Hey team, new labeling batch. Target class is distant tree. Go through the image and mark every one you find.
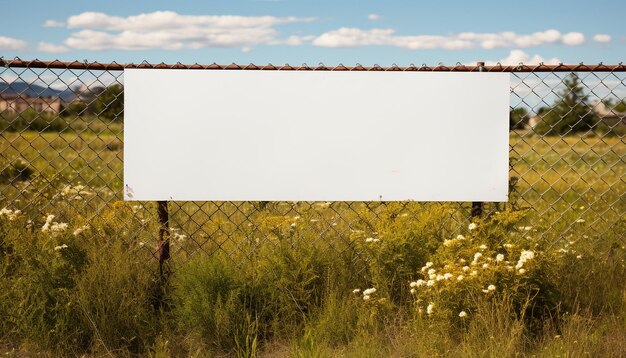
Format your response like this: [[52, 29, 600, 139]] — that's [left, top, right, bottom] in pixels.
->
[[509, 107, 529, 130], [61, 101, 88, 117], [94, 84, 124, 121], [615, 100, 626, 112], [534, 73, 598, 135]]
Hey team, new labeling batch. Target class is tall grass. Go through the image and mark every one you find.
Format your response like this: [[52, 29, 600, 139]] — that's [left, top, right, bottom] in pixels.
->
[[1, 197, 624, 356], [0, 128, 624, 356]]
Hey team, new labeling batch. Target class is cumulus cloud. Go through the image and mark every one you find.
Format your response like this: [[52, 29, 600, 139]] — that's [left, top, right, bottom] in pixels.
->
[[58, 11, 315, 51], [38, 42, 70, 53], [43, 20, 65, 27], [593, 34, 611, 43], [0, 36, 27, 51], [486, 50, 561, 65], [313, 28, 586, 50], [368, 14, 381, 20], [561, 32, 585, 45]]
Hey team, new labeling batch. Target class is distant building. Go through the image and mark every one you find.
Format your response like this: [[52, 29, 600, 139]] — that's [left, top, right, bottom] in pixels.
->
[[0, 93, 62, 115], [592, 101, 626, 126], [527, 101, 625, 129]]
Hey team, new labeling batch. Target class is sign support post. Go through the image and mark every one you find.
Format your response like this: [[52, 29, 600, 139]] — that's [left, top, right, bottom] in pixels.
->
[[471, 61, 486, 219]]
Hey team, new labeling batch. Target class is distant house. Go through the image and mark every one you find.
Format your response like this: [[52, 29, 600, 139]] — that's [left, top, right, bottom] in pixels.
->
[[527, 101, 625, 129], [591, 101, 626, 126], [0, 93, 62, 115]]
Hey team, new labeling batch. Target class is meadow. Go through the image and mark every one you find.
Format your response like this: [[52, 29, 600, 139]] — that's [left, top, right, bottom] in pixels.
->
[[0, 121, 624, 357]]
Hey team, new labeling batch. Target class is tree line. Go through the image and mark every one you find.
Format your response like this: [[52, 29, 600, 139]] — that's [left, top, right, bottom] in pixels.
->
[[62, 84, 124, 121], [510, 73, 625, 135]]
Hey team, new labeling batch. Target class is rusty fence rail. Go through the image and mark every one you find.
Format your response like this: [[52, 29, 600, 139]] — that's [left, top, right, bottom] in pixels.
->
[[0, 58, 624, 272]]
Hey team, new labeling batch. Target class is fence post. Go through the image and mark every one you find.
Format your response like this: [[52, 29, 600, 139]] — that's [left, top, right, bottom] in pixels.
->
[[471, 61, 486, 219], [156, 201, 171, 278]]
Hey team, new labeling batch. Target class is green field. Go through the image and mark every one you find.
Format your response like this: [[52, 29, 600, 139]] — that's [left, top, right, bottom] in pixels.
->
[[0, 126, 625, 357]]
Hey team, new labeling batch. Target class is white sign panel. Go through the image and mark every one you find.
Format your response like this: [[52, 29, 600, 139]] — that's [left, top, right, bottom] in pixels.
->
[[124, 69, 509, 202]]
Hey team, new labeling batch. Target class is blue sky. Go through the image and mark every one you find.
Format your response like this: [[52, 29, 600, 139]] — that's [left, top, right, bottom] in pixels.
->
[[1, 0, 624, 66]]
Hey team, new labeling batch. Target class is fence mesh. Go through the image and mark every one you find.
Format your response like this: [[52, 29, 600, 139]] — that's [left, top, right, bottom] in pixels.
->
[[0, 58, 624, 273]]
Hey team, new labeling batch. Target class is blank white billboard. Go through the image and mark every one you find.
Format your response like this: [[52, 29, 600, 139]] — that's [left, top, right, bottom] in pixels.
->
[[124, 69, 509, 202]]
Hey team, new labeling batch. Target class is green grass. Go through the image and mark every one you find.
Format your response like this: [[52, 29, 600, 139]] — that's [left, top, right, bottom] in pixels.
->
[[0, 125, 624, 356]]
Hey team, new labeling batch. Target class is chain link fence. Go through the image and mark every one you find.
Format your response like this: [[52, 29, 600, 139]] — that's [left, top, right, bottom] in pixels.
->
[[1, 58, 624, 273]]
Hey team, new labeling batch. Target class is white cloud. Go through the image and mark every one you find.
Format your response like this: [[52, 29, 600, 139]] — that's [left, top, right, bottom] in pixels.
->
[[368, 14, 381, 21], [37, 42, 70, 53], [486, 50, 561, 65], [561, 32, 584, 45], [59, 11, 315, 51], [593, 33, 611, 43], [0, 36, 27, 51], [313, 28, 587, 50], [43, 20, 65, 27]]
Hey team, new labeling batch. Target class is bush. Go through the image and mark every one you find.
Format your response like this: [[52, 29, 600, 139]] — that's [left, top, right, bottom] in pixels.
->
[[0, 206, 157, 355], [0, 158, 33, 183], [0, 108, 68, 132]]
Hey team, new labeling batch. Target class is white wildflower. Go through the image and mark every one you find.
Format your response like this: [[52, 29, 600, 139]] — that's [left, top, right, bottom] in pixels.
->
[[496, 254, 505, 262], [575, 218, 585, 223], [138, 242, 146, 248], [487, 284, 496, 291], [516, 250, 535, 269], [0, 207, 21, 221], [470, 270, 478, 276], [482, 263, 489, 269], [410, 288, 416, 295], [427, 268, 436, 276], [576, 255, 582, 259], [468, 223, 477, 231], [479, 244, 487, 250], [518, 268, 526, 274], [436, 274, 445, 281], [473, 252, 483, 262], [365, 237, 374, 243], [363, 295, 370, 301], [457, 275, 464, 281], [41, 214, 55, 232], [363, 288, 377, 296], [421, 262, 434, 272], [456, 234, 466, 240], [352, 289, 361, 294], [427, 303, 434, 315], [443, 273, 453, 280], [54, 244, 68, 251], [459, 311, 468, 318], [415, 279, 425, 287], [50, 222, 68, 232], [426, 280, 435, 286], [462, 266, 470, 272], [504, 243, 513, 249], [73, 225, 89, 236]]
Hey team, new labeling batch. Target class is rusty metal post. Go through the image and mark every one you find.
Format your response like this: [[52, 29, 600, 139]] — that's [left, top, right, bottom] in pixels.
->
[[156, 201, 170, 278], [471, 62, 486, 219]]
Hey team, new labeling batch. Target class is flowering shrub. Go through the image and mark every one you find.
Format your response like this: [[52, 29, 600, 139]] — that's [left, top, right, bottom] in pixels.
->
[[407, 211, 554, 329]]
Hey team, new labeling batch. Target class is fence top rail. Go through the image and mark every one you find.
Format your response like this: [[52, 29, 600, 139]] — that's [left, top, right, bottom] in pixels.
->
[[1, 58, 625, 72]]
